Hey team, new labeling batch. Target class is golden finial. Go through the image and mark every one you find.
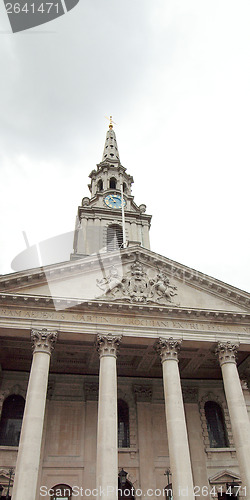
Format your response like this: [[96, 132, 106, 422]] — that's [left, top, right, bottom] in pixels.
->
[[105, 115, 117, 129]]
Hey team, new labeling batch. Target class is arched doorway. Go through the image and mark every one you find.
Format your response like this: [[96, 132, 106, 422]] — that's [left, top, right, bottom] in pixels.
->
[[50, 484, 72, 499], [218, 493, 238, 499]]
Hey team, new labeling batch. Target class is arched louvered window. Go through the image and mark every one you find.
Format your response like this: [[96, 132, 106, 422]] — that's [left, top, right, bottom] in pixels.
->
[[109, 177, 117, 189], [205, 401, 229, 448], [107, 225, 123, 251], [0, 394, 25, 446], [51, 484, 72, 499], [118, 399, 130, 448]]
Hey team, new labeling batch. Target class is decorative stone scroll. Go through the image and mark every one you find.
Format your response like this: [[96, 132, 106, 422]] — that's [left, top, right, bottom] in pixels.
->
[[0, 468, 15, 496], [31, 328, 58, 355], [96, 260, 178, 305], [133, 385, 152, 402], [154, 337, 182, 363], [182, 387, 199, 404], [95, 334, 122, 358], [215, 341, 239, 366]]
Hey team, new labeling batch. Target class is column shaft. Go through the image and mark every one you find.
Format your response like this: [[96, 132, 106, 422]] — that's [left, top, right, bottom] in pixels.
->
[[217, 342, 250, 497], [136, 403, 156, 497], [156, 338, 195, 500], [96, 334, 121, 500], [12, 329, 57, 500], [184, 400, 210, 499]]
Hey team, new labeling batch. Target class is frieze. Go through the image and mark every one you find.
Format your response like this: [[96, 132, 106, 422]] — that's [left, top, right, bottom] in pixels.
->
[[134, 385, 152, 402], [1, 307, 250, 335], [182, 387, 199, 403]]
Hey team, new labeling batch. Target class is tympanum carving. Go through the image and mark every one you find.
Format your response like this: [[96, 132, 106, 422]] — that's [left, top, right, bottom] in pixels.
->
[[96, 261, 178, 305]]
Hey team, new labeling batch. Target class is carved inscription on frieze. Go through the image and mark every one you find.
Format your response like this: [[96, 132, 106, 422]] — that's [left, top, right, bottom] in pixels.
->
[[1, 307, 250, 335]]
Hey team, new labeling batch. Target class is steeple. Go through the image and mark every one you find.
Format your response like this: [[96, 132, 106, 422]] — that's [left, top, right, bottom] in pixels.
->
[[88, 122, 133, 198], [102, 117, 120, 163], [71, 122, 152, 259]]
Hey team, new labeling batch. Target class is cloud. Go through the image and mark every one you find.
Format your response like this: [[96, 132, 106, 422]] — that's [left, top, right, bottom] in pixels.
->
[[0, 0, 250, 292]]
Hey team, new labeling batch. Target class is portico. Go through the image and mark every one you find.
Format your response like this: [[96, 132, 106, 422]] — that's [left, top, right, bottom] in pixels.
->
[[0, 287, 250, 499]]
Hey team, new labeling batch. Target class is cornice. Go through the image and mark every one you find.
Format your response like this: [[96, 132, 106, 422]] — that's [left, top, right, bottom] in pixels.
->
[[78, 204, 152, 222], [129, 248, 250, 311], [0, 247, 249, 312], [0, 292, 250, 323]]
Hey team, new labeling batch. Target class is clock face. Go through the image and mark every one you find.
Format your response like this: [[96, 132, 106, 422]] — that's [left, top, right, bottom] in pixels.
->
[[104, 194, 126, 209]]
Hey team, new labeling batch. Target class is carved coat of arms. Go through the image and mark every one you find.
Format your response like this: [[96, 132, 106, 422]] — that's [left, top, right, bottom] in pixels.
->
[[96, 261, 178, 305]]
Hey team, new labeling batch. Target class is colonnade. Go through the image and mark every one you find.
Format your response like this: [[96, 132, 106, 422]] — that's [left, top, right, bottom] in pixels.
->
[[10, 330, 250, 500]]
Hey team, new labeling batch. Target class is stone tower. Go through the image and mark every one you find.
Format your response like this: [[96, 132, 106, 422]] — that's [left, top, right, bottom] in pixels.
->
[[72, 120, 151, 258]]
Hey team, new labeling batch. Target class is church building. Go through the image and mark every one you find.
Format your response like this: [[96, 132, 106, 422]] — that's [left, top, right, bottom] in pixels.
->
[[0, 121, 250, 500]]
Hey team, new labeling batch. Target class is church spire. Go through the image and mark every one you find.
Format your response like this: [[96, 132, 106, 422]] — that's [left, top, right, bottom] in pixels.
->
[[102, 116, 120, 163], [71, 121, 151, 259]]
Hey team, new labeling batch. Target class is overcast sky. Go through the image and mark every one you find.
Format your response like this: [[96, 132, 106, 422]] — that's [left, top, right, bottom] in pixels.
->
[[0, 0, 250, 293]]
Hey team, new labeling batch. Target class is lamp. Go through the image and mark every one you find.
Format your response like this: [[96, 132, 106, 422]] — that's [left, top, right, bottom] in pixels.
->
[[164, 467, 172, 485], [164, 468, 173, 500], [118, 468, 128, 487]]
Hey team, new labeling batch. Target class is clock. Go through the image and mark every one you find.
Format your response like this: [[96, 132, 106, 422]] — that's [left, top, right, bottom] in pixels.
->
[[104, 194, 126, 209]]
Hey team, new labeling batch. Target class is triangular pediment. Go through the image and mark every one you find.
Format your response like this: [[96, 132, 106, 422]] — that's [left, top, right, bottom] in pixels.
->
[[0, 468, 14, 490], [0, 247, 249, 314], [209, 470, 241, 484]]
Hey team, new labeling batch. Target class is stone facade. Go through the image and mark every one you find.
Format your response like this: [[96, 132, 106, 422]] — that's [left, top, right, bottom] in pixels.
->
[[0, 125, 250, 499]]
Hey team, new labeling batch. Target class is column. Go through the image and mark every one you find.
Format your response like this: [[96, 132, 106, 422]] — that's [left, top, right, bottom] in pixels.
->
[[155, 338, 195, 500], [216, 341, 250, 496], [183, 388, 210, 498], [134, 385, 156, 498], [12, 328, 58, 500], [83, 382, 99, 493], [96, 334, 122, 500]]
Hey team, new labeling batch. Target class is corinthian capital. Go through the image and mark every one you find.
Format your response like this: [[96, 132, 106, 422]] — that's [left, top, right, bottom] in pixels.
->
[[154, 337, 182, 363], [96, 334, 122, 358], [215, 341, 239, 366], [31, 329, 58, 355]]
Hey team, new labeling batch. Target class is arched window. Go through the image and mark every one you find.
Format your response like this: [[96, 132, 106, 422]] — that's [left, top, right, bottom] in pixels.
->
[[204, 401, 229, 448], [0, 394, 25, 446], [97, 179, 103, 191], [107, 225, 123, 251], [123, 182, 127, 193], [50, 484, 72, 499], [109, 177, 117, 189], [118, 399, 130, 448]]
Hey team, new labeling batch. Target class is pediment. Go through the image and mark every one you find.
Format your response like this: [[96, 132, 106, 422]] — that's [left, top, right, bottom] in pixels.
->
[[0, 247, 250, 314], [209, 470, 241, 484], [0, 469, 14, 494]]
